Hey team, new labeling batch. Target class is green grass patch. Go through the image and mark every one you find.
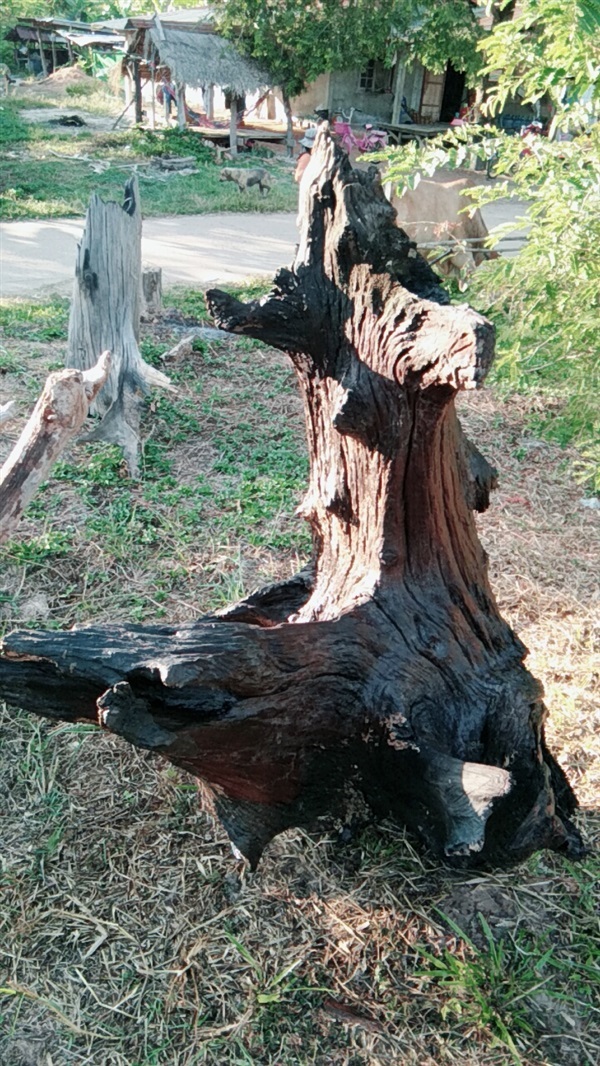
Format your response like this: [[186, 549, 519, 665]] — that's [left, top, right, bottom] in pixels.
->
[[469, 259, 600, 492], [0, 321, 307, 625], [0, 296, 70, 341], [0, 96, 297, 221], [0, 99, 31, 145], [168, 278, 272, 325]]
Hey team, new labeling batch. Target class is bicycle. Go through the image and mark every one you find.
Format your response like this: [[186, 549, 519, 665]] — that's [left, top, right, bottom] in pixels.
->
[[332, 109, 388, 153]]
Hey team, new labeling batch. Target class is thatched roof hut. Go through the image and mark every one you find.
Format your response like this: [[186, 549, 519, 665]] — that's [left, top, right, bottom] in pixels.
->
[[147, 25, 271, 94]]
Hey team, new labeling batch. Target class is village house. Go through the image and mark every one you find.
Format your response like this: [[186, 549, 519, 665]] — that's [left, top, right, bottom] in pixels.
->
[[292, 59, 467, 141], [96, 8, 275, 154], [4, 16, 124, 78]]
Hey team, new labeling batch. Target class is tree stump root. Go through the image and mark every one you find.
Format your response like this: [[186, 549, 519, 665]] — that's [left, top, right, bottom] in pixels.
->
[[0, 127, 582, 869]]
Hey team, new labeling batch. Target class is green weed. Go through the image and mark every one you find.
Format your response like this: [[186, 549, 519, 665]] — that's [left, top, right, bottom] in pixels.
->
[[473, 258, 600, 490], [0, 100, 30, 145], [0, 297, 70, 342], [224, 931, 325, 1008], [423, 921, 531, 1061], [65, 82, 96, 98], [1, 531, 72, 565]]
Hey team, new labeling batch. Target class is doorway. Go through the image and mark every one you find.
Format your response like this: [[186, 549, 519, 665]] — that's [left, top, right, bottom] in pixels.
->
[[440, 62, 466, 123]]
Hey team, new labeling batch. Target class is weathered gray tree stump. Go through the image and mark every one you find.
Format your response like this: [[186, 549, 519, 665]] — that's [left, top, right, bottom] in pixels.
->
[[67, 177, 173, 475], [0, 128, 581, 869], [0, 354, 110, 543]]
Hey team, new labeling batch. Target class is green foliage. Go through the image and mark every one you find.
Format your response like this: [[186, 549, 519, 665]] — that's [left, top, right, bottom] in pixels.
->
[[465, 131, 600, 488], [394, 0, 484, 79], [481, 0, 600, 134], [65, 81, 96, 97], [217, 1, 482, 99], [128, 126, 215, 163], [416, 916, 538, 1063], [3, 531, 72, 565], [377, 1, 600, 491], [0, 296, 70, 341], [0, 100, 30, 145]]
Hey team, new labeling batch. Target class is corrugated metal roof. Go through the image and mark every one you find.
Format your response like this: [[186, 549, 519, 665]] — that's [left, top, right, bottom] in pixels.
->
[[61, 32, 125, 49]]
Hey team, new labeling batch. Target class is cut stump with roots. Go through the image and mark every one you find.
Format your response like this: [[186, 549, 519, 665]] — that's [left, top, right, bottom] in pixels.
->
[[0, 127, 582, 869], [66, 176, 173, 476]]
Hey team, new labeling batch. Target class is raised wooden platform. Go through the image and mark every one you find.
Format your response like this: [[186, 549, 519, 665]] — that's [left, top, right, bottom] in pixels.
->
[[191, 126, 287, 147]]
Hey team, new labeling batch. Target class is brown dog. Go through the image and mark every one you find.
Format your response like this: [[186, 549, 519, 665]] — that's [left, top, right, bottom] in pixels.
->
[[219, 167, 272, 195]]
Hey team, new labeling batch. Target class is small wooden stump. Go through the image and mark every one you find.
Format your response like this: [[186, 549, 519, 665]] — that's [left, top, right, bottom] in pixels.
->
[[0, 401, 17, 427], [142, 267, 163, 318]]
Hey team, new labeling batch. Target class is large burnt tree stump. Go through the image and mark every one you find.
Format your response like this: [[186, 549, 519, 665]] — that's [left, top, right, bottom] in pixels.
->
[[0, 128, 582, 869]]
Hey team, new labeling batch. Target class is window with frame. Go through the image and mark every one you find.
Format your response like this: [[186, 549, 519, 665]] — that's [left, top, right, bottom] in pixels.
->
[[358, 60, 376, 92], [358, 60, 394, 94]]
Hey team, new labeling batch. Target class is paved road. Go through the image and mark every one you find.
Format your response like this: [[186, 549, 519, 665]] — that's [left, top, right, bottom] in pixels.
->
[[0, 213, 300, 298], [0, 202, 526, 298]]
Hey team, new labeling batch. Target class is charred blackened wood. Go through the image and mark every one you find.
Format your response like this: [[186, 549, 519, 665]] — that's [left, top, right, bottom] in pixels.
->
[[0, 127, 581, 869]]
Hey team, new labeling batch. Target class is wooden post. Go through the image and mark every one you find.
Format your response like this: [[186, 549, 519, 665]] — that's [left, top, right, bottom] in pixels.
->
[[67, 40, 74, 66], [124, 69, 132, 107], [150, 65, 156, 130], [391, 57, 406, 125], [205, 83, 214, 121], [176, 83, 186, 130], [0, 129, 582, 872], [282, 92, 294, 157], [36, 30, 48, 77], [133, 59, 143, 125], [229, 98, 238, 157], [50, 37, 58, 75], [141, 268, 163, 317]]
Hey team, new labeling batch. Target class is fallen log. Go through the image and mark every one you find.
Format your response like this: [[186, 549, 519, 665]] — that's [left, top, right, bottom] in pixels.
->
[[0, 354, 110, 543], [0, 127, 582, 869]]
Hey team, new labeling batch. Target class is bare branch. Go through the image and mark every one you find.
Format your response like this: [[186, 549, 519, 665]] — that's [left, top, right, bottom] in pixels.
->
[[0, 353, 110, 542]]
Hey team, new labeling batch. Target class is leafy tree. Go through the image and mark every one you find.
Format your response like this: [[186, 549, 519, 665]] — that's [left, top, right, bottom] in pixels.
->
[[381, 0, 600, 489], [482, 0, 600, 133], [218, 1, 483, 94], [216, 1, 482, 148]]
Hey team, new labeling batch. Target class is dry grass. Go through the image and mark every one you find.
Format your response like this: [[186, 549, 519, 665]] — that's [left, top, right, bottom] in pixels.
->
[[0, 295, 599, 1066], [460, 390, 600, 810]]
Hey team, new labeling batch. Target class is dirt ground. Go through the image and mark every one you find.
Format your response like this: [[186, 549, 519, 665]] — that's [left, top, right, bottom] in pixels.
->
[[18, 106, 131, 135], [11, 67, 99, 96]]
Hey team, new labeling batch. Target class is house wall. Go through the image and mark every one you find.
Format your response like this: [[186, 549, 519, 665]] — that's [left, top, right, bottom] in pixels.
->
[[291, 73, 331, 117], [328, 67, 395, 121], [296, 57, 445, 128]]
